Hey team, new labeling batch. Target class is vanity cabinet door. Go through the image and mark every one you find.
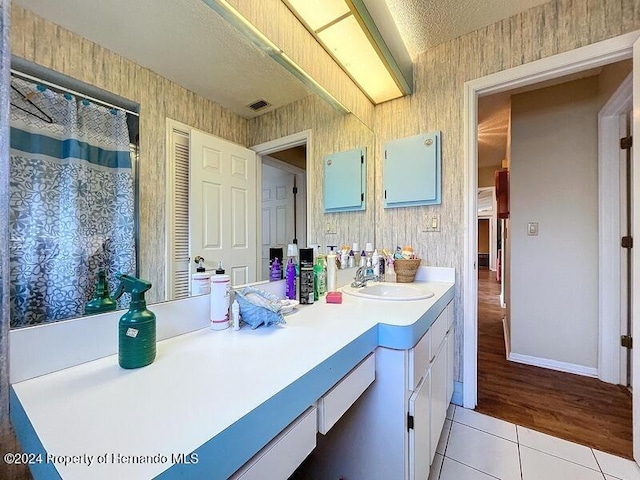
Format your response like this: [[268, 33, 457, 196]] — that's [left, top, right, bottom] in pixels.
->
[[430, 344, 448, 463], [446, 330, 455, 403], [408, 371, 431, 480]]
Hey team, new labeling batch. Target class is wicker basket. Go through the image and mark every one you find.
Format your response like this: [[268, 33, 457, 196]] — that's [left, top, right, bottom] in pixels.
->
[[393, 258, 422, 283]]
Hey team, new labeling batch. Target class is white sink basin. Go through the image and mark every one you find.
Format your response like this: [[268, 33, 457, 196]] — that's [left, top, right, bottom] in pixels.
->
[[341, 282, 435, 301]]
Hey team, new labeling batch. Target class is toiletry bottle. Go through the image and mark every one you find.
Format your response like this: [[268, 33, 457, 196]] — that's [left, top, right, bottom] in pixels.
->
[[115, 274, 156, 369], [191, 256, 211, 296], [327, 250, 338, 291], [231, 299, 240, 331], [313, 255, 327, 300], [360, 250, 366, 267], [270, 257, 281, 282], [364, 243, 374, 276], [210, 274, 231, 330], [372, 250, 380, 277], [299, 248, 315, 304], [340, 247, 349, 270], [286, 257, 297, 300], [318, 255, 327, 296], [84, 270, 117, 314], [386, 258, 397, 283], [348, 249, 355, 268]]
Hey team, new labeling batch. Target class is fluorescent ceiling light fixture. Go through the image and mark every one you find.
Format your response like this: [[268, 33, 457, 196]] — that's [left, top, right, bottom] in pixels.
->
[[285, 0, 411, 104]]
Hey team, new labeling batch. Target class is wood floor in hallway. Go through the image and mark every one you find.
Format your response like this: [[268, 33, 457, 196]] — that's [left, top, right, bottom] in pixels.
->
[[475, 269, 633, 459]]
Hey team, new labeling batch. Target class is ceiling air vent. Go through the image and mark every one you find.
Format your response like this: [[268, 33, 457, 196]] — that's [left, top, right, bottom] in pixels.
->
[[248, 99, 270, 111]]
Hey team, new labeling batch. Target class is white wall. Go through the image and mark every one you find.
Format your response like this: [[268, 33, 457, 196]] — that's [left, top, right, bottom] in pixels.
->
[[510, 76, 599, 369]]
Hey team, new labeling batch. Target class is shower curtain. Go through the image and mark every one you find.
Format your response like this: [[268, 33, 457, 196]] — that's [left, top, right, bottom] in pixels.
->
[[9, 77, 136, 327]]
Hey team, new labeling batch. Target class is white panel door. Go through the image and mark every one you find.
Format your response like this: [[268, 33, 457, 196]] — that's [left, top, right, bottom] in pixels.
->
[[261, 164, 295, 280], [408, 372, 431, 480], [190, 130, 257, 286]]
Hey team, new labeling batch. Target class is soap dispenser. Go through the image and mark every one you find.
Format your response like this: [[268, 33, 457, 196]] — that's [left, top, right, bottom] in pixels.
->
[[115, 273, 156, 369], [84, 270, 117, 315]]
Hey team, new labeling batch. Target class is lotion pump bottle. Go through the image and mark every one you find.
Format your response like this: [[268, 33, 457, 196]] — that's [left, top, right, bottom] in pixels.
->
[[115, 274, 156, 369]]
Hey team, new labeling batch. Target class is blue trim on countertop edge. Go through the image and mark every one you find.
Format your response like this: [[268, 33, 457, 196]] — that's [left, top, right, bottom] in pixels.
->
[[10, 388, 62, 480], [155, 326, 379, 480], [376, 285, 455, 349]]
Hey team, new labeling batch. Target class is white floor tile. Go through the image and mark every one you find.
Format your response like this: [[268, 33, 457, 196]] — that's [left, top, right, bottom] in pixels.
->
[[446, 421, 520, 480], [520, 446, 604, 480], [436, 419, 452, 455], [439, 457, 499, 480], [453, 407, 517, 442], [446, 403, 455, 420], [428, 453, 444, 480], [594, 450, 640, 480], [517, 426, 600, 470]]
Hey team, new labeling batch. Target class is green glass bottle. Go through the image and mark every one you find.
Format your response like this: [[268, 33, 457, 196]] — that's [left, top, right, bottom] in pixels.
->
[[116, 274, 156, 369]]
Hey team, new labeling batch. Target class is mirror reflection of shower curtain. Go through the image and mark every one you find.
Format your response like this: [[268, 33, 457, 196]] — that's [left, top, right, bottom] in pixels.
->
[[9, 77, 136, 327]]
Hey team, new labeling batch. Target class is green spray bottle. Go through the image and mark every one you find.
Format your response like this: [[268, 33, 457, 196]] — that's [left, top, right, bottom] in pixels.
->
[[115, 273, 156, 369], [84, 270, 117, 315]]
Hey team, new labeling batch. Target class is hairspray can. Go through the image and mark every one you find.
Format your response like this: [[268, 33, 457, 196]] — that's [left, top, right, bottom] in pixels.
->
[[299, 248, 314, 304]]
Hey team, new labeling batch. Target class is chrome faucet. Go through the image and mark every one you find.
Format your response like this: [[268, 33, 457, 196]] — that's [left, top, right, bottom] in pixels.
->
[[351, 266, 379, 288]]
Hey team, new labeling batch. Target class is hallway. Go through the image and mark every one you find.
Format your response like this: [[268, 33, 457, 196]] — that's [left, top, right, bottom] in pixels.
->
[[475, 269, 633, 459]]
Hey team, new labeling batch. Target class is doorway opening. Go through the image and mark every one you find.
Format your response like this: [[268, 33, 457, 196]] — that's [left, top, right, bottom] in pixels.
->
[[252, 131, 310, 281], [464, 32, 640, 460]]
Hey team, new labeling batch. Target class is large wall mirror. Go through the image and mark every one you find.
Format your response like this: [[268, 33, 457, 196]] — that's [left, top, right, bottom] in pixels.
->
[[9, 0, 376, 329]]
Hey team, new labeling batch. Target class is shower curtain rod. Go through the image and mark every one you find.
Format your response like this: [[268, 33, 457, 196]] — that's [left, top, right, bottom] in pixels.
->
[[10, 69, 140, 117]]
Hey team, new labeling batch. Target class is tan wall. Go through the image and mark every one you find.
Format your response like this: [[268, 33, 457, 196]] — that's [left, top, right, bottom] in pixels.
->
[[374, 0, 640, 381], [478, 219, 490, 254], [10, 5, 249, 303], [478, 166, 500, 188], [248, 96, 376, 250], [599, 59, 633, 108], [510, 76, 599, 368]]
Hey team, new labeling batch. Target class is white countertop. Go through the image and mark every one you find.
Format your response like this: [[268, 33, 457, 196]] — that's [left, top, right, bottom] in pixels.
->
[[11, 279, 454, 480]]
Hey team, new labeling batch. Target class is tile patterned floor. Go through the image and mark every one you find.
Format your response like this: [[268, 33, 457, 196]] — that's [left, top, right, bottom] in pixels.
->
[[429, 405, 640, 480]]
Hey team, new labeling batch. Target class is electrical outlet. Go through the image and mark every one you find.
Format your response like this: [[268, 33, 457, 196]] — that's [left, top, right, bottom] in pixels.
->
[[422, 214, 441, 232]]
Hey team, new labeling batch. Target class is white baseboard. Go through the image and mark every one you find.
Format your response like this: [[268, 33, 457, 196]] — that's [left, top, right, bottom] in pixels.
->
[[508, 352, 598, 378]]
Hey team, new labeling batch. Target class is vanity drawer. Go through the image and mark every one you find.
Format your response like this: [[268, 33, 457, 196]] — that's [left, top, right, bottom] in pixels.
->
[[409, 329, 431, 390], [317, 353, 375, 434], [232, 406, 317, 480]]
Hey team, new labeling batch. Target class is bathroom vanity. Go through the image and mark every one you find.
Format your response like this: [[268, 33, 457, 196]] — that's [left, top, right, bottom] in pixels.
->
[[10, 268, 455, 480]]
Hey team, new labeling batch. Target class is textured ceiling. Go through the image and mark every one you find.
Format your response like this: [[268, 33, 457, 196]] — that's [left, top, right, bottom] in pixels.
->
[[383, 0, 551, 57], [14, 0, 313, 119]]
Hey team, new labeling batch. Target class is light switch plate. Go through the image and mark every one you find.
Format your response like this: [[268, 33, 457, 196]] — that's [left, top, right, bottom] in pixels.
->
[[422, 214, 441, 232], [325, 221, 337, 234], [527, 222, 538, 236]]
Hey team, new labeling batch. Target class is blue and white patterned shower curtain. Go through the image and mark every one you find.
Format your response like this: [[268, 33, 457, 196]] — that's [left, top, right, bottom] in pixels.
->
[[9, 77, 136, 327]]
